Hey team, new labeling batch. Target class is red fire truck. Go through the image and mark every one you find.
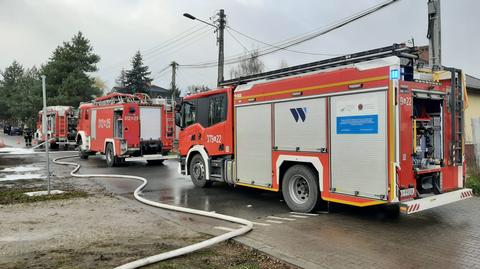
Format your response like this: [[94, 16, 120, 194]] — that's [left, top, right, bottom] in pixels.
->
[[176, 44, 473, 214], [76, 93, 175, 166], [35, 106, 77, 149]]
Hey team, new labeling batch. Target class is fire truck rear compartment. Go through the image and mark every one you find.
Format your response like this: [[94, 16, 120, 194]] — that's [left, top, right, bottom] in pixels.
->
[[412, 96, 444, 194], [139, 107, 163, 155], [114, 110, 123, 138]]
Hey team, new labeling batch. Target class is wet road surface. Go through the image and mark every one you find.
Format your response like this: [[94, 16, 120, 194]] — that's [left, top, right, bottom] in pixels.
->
[[52, 153, 480, 269]]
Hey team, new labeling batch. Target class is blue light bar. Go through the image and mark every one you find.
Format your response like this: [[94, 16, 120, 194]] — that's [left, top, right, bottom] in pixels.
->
[[390, 69, 400, 80]]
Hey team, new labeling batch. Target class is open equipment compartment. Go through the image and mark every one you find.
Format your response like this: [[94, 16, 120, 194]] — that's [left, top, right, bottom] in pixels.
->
[[412, 93, 444, 194]]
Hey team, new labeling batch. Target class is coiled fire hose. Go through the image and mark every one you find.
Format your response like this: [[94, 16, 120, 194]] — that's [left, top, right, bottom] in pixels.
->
[[52, 155, 253, 269]]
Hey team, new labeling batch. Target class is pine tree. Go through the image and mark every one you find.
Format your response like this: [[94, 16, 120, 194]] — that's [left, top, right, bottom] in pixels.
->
[[115, 68, 127, 87], [0, 61, 24, 121], [125, 51, 153, 94], [9, 67, 42, 128], [41, 31, 102, 106], [1, 61, 24, 86]]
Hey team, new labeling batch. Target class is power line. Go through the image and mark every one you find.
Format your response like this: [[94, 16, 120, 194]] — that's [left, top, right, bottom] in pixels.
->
[[156, 28, 213, 57], [226, 26, 340, 56], [151, 65, 171, 80], [142, 25, 210, 60], [99, 23, 208, 72], [226, 28, 248, 51], [146, 27, 213, 69], [179, 0, 399, 69], [142, 24, 205, 56]]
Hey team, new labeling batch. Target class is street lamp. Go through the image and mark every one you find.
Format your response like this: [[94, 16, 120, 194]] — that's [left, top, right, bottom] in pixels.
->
[[183, 13, 217, 29], [183, 10, 226, 86]]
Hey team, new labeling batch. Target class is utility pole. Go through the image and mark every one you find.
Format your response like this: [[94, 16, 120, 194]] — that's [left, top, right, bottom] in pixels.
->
[[170, 61, 178, 99], [41, 75, 50, 195], [183, 9, 226, 86], [427, 0, 441, 70], [216, 9, 226, 86]]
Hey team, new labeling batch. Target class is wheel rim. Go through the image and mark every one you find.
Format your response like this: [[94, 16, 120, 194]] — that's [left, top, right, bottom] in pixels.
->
[[192, 160, 205, 181], [288, 174, 310, 205]]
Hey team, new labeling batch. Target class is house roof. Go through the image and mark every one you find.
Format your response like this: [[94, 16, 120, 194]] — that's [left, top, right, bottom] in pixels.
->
[[466, 74, 480, 90], [148, 85, 170, 94]]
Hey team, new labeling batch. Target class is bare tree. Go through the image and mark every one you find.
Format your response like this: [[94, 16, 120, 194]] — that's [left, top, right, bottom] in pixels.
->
[[229, 49, 265, 79]]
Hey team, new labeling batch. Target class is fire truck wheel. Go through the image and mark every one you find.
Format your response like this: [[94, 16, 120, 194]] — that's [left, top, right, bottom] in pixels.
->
[[106, 143, 118, 167], [282, 165, 320, 213], [189, 154, 212, 188], [78, 143, 89, 160]]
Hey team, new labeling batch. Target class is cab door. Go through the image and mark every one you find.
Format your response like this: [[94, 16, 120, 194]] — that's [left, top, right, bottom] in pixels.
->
[[178, 98, 199, 155], [201, 92, 229, 156]]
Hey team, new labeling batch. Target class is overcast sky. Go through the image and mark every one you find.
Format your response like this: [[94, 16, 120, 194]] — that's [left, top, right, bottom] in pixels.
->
[[0, 0, 479, 92]]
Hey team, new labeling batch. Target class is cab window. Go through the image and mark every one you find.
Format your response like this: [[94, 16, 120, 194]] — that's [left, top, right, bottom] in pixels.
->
[[183, 93, 228, 128], [183, 101, 197, 127], [208, 93, 227, 126]]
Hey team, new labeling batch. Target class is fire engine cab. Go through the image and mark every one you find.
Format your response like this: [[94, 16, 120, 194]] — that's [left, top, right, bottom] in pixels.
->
[[176, 44, 473, 214], [76, 93, 175, 166], [35, 106, 77, 149]]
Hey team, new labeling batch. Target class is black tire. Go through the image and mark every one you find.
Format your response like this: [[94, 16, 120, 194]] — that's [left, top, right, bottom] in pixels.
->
[[106, 143, 118, 167], [147, 160, 164, 165], [189, 154, 212, 188], [78, 140, 89, 160], [117, 157, 126, 166], [282, 165, 321, 213]]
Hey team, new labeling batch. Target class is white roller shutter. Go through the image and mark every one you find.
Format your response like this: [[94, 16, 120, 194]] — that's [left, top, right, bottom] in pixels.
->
[[140, 107, 161, 140]]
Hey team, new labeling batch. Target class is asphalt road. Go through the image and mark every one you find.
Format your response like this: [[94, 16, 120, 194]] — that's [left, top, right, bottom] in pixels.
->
[[49, 152, 480, 269], [2, 128, 478, 269]]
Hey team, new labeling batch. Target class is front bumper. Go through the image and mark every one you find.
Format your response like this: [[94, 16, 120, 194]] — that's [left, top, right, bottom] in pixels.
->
[[125, 154, 178, 162], [400, 188, 474, 214]]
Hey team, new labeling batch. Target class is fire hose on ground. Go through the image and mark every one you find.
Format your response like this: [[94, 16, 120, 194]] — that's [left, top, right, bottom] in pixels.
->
[[52, 155, 253, 269]]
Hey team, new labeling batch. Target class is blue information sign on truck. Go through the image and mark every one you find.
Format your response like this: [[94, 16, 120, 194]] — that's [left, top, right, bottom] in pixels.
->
[[336, 114, 378, 134]]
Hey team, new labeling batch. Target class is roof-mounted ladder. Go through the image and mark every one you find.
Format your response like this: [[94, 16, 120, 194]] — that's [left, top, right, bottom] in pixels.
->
[[219, 43, 418, 87]]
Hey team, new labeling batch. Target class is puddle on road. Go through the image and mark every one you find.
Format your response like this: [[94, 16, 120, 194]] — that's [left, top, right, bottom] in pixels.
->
[[0, 173, 46, 182], [2, 165, 42, 173], [0, 147, 35, 155], [0, 154, 45, 182]]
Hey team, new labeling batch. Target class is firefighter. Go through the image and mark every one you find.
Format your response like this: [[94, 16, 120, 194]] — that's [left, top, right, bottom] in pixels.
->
[[24, 127, 33, 147]]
